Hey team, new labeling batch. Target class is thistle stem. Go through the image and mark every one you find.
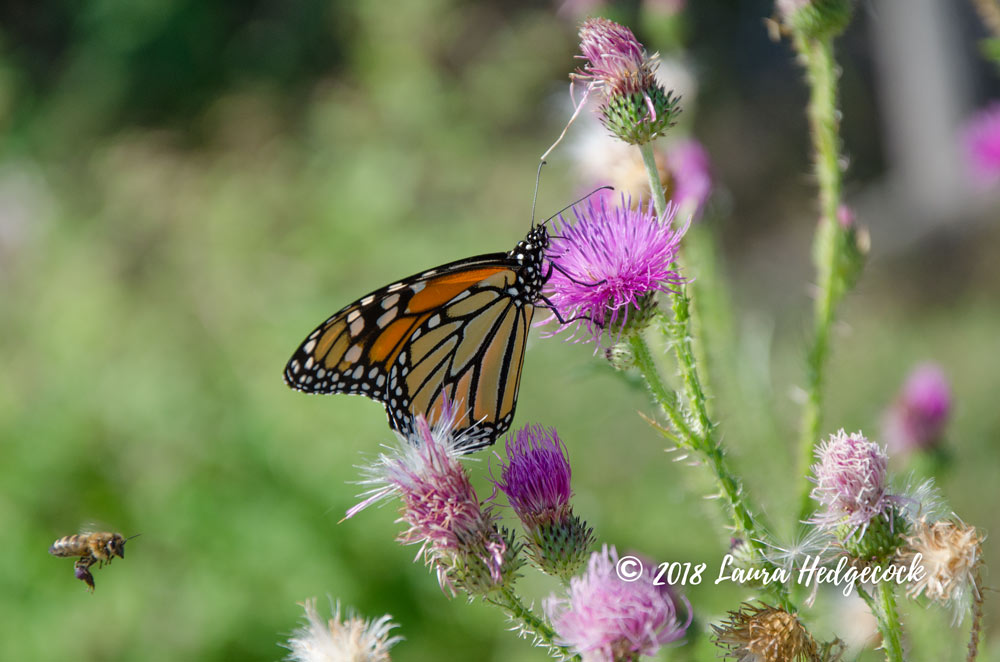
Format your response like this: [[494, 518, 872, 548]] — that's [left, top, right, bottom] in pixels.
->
[[628, 331, 695, 443], [792, 33, 851, 523], [635, 141, 792, 611], [492, 586, 579, 660], [639, 142, 668, 216], [876, 581, 905, 662], [858, 581, 904, 662]]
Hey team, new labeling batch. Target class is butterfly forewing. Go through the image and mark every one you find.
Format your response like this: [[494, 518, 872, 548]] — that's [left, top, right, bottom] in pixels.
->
[[284, 225, 550, 450]]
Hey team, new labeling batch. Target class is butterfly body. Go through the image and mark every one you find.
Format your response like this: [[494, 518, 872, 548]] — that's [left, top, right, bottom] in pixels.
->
[[285, 225, 550, 451]]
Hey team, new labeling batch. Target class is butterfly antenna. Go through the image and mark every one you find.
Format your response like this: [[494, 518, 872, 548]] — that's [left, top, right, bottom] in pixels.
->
[[542, 185, 614, 226], [530, 160, 546, 227]]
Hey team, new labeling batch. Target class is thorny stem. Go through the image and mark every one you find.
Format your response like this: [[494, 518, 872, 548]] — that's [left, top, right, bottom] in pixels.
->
[[491, 586, 579, 661], [858, 582, 904, 662], [628, 331, 695, 443], [636, 141, 793, 611], [793, 32, 852, 523], [968, 571, 984, 662], [877, 581, 905, 662]]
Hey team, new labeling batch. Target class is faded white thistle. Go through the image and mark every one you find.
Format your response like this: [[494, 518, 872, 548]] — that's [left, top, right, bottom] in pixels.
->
[[285, 598, 401, 662], [900, 517, 984, 625]]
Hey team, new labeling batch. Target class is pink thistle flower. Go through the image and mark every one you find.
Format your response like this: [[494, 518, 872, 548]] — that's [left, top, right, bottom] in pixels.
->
[[964, 102, 1000, 187], [573, 18, 680, 145], [809, 430, 899, 540], [544, 545, 691, 660], [576, 18, 652, 98], [346, 408, 520, 596], [493, 425, 593, 579], [883, 363, 952, 454], [544, 195, 687, 346]]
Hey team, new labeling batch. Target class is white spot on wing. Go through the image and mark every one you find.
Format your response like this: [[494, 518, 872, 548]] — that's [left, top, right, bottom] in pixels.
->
[[377, 308, 397, 327], [344, 345, 362, 363], [350, 317, 364, 337]]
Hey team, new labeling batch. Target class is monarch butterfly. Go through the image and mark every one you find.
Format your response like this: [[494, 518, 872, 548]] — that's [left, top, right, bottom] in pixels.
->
[[284, 223, 552, 452]]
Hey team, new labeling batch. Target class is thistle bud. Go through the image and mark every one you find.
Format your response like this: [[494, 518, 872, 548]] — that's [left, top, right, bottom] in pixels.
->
[[494, 425, 593, 580], [574, 17, 681, 145]]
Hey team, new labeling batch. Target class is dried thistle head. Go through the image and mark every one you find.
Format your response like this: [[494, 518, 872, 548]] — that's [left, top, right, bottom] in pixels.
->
[[284, 598, 401, 662], [712, 603, 838, 662], [899, 517, 984, 624]]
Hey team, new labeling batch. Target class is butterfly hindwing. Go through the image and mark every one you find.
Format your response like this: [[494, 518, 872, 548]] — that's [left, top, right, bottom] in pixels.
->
[[284, 225, 550, 450]]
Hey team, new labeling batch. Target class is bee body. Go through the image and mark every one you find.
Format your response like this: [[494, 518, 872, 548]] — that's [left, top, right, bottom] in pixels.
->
[[49, 531, 133, 591]]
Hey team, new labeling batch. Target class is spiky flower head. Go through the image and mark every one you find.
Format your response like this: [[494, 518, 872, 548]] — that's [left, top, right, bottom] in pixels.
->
[[346, 409, 521, 597], [964, 101, 1000, 187], [494, 425, 594, 580], [899, 517, 983, 625], [544, 545, 691, 661], [712, 603, 836, 662], [809, 430, 905, 559], [544, 195, 687, 347], [883, 363, 952, 454], [574, 17, 681, 145], [776, 0, 854, 39], [284, 598, 401, 662]]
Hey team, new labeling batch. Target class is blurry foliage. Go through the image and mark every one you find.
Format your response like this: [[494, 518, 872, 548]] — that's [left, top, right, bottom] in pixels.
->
[[1, 1, 999, 661]]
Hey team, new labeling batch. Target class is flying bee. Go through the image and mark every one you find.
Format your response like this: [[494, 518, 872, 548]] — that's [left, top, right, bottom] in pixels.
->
[[49, 532, 138, 591]]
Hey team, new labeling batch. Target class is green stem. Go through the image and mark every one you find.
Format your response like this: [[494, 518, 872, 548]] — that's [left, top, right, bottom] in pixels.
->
[[793, 33, 850, 523], [492, 586, 578, 660], [876, 581, 906, 662], [637, 140, 792, 609], [639, 142, 668, 216], [857, 582, 905, 662], [628, 331, 694, 443]]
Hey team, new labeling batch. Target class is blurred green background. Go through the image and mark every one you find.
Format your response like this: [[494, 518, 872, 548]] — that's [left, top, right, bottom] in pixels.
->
[[2, 1, 998, 660]]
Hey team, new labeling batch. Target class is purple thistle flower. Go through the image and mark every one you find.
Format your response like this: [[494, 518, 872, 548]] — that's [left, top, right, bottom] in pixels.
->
[[495, 425, 572, 524], [809, 430, 898, 539], [494, 425, 593, 579], [544, 545, 691, 660], [964, 102, 1000, 187], [576, 18, 652, 99], [883, 363, 952, 454], [544, 195, 687, 346], [573, 18, 680, 145], [346, 408, 520, 596]]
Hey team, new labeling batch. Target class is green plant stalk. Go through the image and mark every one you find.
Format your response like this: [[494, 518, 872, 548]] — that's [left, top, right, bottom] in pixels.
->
[[876, 581, 905, 662], [857, 582, 905, 662], [492, 586, 579, 660], [793, 33, 850, 523], [628, 331, 695, 443], [636, 141, 792, 611]]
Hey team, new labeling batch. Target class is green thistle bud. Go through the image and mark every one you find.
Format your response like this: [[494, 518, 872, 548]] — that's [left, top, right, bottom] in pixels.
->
[[838, 506, 908, 562], [447, 527, 524, 597], [525, 513, 595, 582], [601, 87, 682, 146]]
